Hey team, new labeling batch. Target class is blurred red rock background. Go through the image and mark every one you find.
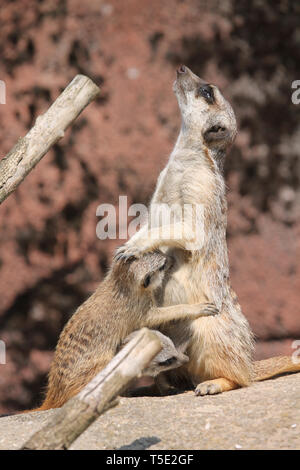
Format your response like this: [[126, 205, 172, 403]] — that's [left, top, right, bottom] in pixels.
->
[[0, 0, 299, 412]]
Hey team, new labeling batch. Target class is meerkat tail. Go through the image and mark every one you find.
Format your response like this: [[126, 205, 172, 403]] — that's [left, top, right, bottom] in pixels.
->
[[17, 405, 50, 414], [253, 356, 300, 382]]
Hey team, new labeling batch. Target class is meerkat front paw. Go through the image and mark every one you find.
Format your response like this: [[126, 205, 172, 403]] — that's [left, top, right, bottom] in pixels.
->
[[114, 244, 142, 261], [114, 236, 152, 260], [194, 378, 237, 396], [187, 303, 220, 318], [195, 381, 222, 396], [198, 303, 220, 317]]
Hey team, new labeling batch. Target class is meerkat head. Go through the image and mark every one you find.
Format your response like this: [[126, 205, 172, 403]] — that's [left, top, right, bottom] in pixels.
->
[[145, 331, 189, 377], [133, 251, 174, 293], [122, 330, 189, 377], [173, 65, 237, 153], [113, 251, 174, 294]]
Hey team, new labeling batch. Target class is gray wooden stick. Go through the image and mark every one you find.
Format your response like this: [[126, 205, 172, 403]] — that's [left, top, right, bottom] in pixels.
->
[[21, 328, 162, 450], [0, 74, 100, 205]]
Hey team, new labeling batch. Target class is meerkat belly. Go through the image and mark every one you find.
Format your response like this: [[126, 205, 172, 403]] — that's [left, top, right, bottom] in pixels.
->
[[161, 248, 208, 306], [186, 298, 253, 386], [160, 249, 253, 386], [158, 248, 210, 372]]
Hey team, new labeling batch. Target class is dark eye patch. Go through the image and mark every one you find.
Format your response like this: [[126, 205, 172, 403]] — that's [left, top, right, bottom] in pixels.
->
[[143, 274, 151, 288], [158, 357, 177, 367], [196, 84, 214, 104]]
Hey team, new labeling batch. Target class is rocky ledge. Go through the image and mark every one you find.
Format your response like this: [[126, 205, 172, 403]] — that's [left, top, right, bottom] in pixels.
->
[[0, 372, 299, 450]]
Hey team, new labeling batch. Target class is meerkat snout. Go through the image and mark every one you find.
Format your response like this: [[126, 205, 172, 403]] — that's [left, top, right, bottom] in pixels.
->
[[177, 65, 186, 74], [174, 65, 207, 92]]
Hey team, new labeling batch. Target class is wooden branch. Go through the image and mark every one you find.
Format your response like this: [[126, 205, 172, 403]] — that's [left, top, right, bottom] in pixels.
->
[[0, 75, 100, 205], [21, 328, 162, 450]]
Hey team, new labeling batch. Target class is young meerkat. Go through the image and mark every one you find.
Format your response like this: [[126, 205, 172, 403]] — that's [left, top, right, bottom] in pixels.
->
[[120, 329, 189, 396], [35, 251, 217, 410], [116, 66, 300, 395]]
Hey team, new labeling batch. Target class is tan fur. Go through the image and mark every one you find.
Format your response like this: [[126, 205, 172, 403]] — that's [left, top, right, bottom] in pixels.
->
[[116, 66, 255, 394], [28, 251, 217, 411], [253, 356, 300, 382], [116, 67, 300, 394], [120, 329, 189, 396]]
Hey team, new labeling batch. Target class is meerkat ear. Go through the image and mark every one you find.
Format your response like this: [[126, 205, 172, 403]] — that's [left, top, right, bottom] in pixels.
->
[[203, 125, 231, 146]]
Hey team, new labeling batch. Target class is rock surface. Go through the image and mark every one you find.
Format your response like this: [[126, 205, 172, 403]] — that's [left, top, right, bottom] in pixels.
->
[[0, 373, 299, 450]]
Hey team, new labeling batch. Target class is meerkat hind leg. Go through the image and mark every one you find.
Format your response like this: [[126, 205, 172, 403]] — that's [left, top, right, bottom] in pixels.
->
[[195, 378, 239, 396]]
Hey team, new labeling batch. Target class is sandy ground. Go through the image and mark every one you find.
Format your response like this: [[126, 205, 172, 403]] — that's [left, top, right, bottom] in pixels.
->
[[0, 372, 299, 450]]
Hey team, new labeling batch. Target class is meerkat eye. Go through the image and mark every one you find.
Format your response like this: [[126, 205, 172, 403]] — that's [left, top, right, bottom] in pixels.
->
[[143, 274, 152, 288], [197, 84, 214, 104], [158, 357, 177, 367]]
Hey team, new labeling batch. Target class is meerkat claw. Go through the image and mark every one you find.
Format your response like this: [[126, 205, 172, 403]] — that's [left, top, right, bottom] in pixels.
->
[[115, 244, 144, 261], [202, 309, 217, 316], [199, 303, 220, 316], [114, 249, 135, 262], [195, 382, 221, 396], [206, 304, 220, 315], [114, 246, 137, 261], [115, 253, 136, 262], [114, 246, 125, 260]]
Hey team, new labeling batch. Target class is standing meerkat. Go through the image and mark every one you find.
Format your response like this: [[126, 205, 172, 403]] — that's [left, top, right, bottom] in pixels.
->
[[116, 65, 300, 395], [35, 251, 217, 410]]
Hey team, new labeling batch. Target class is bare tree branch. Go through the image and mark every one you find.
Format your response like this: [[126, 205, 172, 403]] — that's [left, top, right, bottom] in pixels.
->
[[21, 328, 162, 450], [0, 74, 100, 205]]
